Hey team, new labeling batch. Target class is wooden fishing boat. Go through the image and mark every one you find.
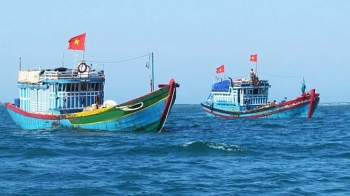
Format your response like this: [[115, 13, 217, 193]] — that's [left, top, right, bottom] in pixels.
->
[[5, 34, 179, 131], [5, 58, 179, 131], [201, 75, 320, 119]]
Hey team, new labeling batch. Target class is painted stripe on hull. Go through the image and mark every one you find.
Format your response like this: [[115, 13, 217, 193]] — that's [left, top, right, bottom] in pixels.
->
[[7, 108, 60, 130], [6, 103, 60, 120]]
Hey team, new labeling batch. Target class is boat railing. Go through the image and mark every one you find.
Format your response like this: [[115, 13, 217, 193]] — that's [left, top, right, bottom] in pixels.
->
[[40, 70, 104, 80], [233, 78, 250, 84], [243, 95, 268, 106], [212, 93, 236, 103], [30, 101, 49, 113], [233, 78, 269, 86]]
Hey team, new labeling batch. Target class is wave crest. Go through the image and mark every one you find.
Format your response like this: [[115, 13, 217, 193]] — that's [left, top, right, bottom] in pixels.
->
[[183, 140, 248, 152]]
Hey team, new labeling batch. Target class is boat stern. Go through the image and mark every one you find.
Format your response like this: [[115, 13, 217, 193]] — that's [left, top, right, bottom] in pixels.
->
[[307, 88, 320, 118], [156, 79, 180, 132]]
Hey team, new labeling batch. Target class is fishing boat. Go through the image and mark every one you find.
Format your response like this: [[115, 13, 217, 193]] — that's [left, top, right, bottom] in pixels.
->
[[5, 34, 179, 132], [201, 64, 320, 119]]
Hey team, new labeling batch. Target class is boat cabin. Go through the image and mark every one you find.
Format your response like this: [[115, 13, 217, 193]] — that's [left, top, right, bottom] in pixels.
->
[[16, 67, 105, 114], [207, 78, 271, 111]]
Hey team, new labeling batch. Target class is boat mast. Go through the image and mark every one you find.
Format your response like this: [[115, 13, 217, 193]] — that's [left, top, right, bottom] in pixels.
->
[[149, 52, 154, 92]]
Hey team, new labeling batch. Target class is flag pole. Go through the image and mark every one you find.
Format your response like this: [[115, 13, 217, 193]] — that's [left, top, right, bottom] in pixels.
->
[[255, 62, 258, 75], [74, 52, 78, 69], [83, 49, 85, 62]]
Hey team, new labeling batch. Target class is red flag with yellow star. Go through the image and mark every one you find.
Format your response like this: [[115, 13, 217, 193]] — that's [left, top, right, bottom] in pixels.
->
[[216, 65, 225, 73], [68, 33, 86, 50], [250, 54, 257, 62]]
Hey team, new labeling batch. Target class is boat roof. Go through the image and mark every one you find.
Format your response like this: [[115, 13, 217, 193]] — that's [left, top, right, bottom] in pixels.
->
[[212, 80, 230, 91], [211, 78, 270, 92], [18, 67, 104, 84]]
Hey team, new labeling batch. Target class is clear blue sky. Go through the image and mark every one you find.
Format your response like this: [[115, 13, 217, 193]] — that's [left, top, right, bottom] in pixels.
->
[[1, 0, 349, 104]]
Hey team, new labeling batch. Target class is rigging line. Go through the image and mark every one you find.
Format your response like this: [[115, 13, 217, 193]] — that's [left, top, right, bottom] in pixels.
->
[[88, 54, 149, 64], [258, 72, 302, 78], [63, 62, 76, 67]]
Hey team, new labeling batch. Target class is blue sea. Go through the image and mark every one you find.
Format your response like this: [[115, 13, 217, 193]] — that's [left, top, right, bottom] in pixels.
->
[[1, 104, 350, 195]]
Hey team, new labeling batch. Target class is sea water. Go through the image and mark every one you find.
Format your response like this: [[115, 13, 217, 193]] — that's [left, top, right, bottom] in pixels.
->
[[0, 104, 349, 195]]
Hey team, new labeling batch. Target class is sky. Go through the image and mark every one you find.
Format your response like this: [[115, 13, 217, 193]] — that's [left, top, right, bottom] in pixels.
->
[[0, 0, 349, 104]]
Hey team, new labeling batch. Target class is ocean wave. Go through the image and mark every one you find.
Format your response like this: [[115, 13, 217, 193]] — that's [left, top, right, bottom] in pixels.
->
[[320, 102, 350, 106], [183, 140, 248, 152]]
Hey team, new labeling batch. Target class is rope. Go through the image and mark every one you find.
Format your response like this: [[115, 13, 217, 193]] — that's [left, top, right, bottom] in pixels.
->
[[258, 72, 302, 78], [63, 53, 149, 67], [88, 54, 149, 64]]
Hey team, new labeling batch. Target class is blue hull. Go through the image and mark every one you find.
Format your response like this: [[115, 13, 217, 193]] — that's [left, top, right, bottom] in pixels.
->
[[6, 79, 178, 132], [6, 100, 167, 131], [201, 95, 320, 119]]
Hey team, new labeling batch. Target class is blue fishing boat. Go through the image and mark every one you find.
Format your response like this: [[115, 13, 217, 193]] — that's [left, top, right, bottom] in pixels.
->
[[5, 33, 179, 132], [5, 54, 179, 131], [201, 67, 320, 119]]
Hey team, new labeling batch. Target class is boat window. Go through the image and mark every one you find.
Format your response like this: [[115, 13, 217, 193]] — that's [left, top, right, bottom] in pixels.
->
[[253, 89, 259, 94], [89, 83, 94, 91], [81, 83, 87, 91], [66, 83, 71, 92], [95, 83, 100, 91], [58, 84, 63, 91], [72, 83, 76, 92]]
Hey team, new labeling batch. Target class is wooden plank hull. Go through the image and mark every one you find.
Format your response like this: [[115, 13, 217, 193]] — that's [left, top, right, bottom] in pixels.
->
[[6, 79, 177, 132]]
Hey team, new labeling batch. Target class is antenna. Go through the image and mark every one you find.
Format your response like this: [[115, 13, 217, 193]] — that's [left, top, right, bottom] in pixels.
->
[[19, 56, 21, 71], [147, 52, 155, 92], [62, 53, 65, 67], [151, 52, 154, 92]]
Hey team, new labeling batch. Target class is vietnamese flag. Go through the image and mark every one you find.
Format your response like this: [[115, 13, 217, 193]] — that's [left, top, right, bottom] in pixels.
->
[[68, 33, 86, 50], [216, 65, 225, 73], [250, 54, 258, 62]]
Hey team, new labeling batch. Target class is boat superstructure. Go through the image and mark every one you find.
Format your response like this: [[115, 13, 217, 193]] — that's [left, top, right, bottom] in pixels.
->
[[16, 65, 105, 115], [205, 77, 271, 112]]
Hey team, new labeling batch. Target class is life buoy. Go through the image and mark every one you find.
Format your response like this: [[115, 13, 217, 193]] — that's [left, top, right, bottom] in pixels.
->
[[77, 62, 88, 73]]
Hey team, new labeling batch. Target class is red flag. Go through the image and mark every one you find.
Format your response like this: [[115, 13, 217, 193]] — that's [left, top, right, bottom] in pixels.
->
[[68, 33, 86, 50], [216, 65, 225, 73], [250, 54, 258, 62]]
